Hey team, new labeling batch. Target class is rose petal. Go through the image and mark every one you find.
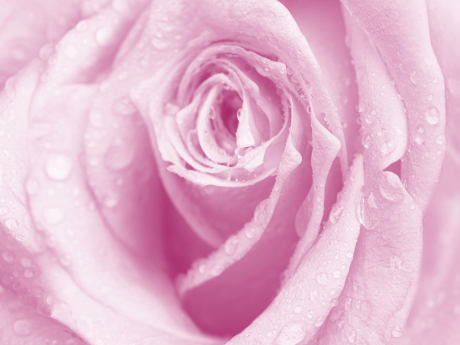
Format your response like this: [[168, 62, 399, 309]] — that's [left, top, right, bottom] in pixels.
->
[[309, 2, 443, 343], [228, 154, 363, 345], [403, 0, 460, 343], [0, 1, 221, 344]]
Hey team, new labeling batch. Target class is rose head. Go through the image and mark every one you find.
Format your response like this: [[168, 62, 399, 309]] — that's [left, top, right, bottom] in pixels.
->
[[0, 0, 458, 344]]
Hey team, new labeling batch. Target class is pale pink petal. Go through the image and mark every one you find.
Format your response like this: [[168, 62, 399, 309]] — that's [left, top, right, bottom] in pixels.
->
[[2, 1, 221, 344], [309, 0, 445, 343], [228, 154, 364, 345], [403, 0, 460, 343], [0, 0, 82, 89]]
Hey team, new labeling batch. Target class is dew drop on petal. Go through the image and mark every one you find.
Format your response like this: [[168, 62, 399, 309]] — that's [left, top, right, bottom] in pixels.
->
[[105, 145, 135, 171], [348, 329, 357, 343], [392, 325, 403, 338], [90, 111, 103, 127], [410, 71, 417, 85], [316, 272, 328, 285], [425, 106, 440, 125], [5, 218, 19, 231], [331, 298, 338, 307], [63, 45, 77, 59], [245, 226, 255, 239], [2, 251, 14, 263], [329, 205, 344, 224], [24, 269, 33, 278], [45, 154, 73, 180], [332, 270, 341, 278], [275, 322, 306, 345], [43, 208, 64, 225], [310, 290, 318, 301], [435, 134, 444, 145], [25, 179, 40, 195], [224, 236, 239, 255], [361, 135, 370, 149], [21, 258, 32, 267], [367, 192, 378, 209], [95, 27, 114, 47], [13, 319, 32, 336], [103, 194, 119, 208]]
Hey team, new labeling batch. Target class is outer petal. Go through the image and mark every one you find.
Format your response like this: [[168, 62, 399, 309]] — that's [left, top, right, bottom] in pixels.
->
[[403, 0, 460, 343], [312, 1, 445, 343], [2, 1, 222, 344], [0, 0, 82, 89]]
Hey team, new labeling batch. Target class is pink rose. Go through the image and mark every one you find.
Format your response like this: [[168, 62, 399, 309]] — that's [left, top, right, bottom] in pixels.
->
[[0, 0, 458, 344]]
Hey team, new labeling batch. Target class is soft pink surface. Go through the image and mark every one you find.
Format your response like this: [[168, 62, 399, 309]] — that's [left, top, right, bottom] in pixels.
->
[[0, 0, 458, 344]]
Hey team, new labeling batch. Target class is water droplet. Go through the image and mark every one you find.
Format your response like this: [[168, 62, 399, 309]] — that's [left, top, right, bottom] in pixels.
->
[[390, 256, 403, 270], [152, 39, 168, 50], [333, 270, 341, 278], [454, 304, 460, 315], [21, 258, 32, 267], [425, 106, 440, 125], [435, 134, 444, 145], [90, 111, 103, 127], [306, 310, 313, 318], [45, 154, 72, 180], [276, 322, 306, 345], [103, 194, 119, 208], [329, 205, 344, 224], [331, 298, 339, 307], [105, 145, 135, 170], [211, 264, 223, 276], [380, 142, 389, 155], [245, 226, 255, 239], [362, 135, 370, 149], [24, 269, 33, 278], [236, 109, 242, 121], [76, 20, 88, 32], [346, 251, 353, 258], [25, 179, 40, 195], [294, 305, 303, 313], [391, 325, 403, 338], [113, 97, 137, 116], [316, 272, 328, 285], [348, 329, 357, 343], [5, 218, 19, 231], [13, 319, 32, 336], [43, 208, 63, 225], [367, 192, 378, 209], [357, 189, 379, 230], [63, 45, 77, 59], [2, 251, 14, 263], [410, 71, 417, 85], [59, 253, 71, 266], [345, 298, 352, 311], [224, 236, 239, 255], [379, 176, 404, 202], [310, 290, 318, 301], [95, 27, 114, 47]]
